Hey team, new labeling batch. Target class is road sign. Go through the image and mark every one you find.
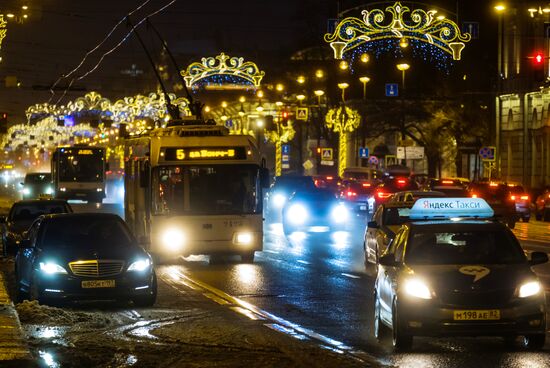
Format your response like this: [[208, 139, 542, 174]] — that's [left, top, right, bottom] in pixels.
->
[[359, 147, 369, 158], [368, 156, 379, 165], [321, 148, 333, 161], [224, 119, 233, 128], [385, 83, 398, 97], [303, 160, 314, 170], [282, 144, 290, 155], [462, 21, 479, 39], [479, 146, 496, 161], [296, 107, 308, 121], [397, 146, 425, 159]]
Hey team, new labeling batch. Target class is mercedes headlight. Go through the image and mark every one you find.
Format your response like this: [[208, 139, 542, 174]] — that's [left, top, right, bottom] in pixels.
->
[[287, 204, 308, 225], [403, 278, 432, 300], [39, 262, 68, 274], [331, 204, 349, 223], [272, 193, 287, 208], [128, 258, 151, 272], [519, 281, 541, 298], [161, 228, 185, 251], [235, 232, 253, 245]]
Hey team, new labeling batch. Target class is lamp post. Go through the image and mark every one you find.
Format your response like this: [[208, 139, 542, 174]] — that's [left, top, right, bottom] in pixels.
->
[[396, 63, 410, 164], [359, 76, 370, 101], [494, 3, 506, 177], [337, 82, 349, 102]]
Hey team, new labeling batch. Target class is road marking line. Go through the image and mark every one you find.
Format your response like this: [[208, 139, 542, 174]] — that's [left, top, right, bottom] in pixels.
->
[[229, 306, 265, 320], [160, 269, 372, 364], [341, 273, 361, 279], [203, 292, 231, 305], [297, 260, 310, 265]]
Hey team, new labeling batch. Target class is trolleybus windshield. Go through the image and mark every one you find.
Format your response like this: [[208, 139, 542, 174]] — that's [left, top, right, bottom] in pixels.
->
[[152, 164, 261, 215]]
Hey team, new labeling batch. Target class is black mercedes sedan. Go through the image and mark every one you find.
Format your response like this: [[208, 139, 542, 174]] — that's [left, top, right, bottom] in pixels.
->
[[15, 213, 156, 307]]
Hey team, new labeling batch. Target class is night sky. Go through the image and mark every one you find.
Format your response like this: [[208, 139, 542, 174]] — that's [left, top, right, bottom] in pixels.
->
[[0, 0, 496, 122]]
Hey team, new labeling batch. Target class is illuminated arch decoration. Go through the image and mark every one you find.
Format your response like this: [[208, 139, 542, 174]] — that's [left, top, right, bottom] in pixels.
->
[[325, 105, 361, 177], [324, 2, 471, 69], [0, 16, 6, 50], [181, 52, 265, 90]]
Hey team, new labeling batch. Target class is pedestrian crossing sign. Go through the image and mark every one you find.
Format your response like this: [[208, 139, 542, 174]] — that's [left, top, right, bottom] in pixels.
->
[[321, 148, 333, 160], [296, 107, 308, 121]]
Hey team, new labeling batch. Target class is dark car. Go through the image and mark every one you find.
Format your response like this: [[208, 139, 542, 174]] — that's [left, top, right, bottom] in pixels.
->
[[282, 188, 349, 234], [374, 198, 547, 350], [265, 175, 316, 217], [424, 178, 469, 197], [1, 199, 72, 256], [534, 188, 550, 221], [339, 180, 376, 213], [15, 213, 157, 306], [468, 182, 519, 228], [371, 176, 419, 212], [20, 172, 53, 200], [508, 184, 531, 222]]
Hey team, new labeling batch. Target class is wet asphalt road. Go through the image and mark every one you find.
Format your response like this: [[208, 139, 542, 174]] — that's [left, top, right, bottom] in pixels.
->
[[167, 213, 550, 368]]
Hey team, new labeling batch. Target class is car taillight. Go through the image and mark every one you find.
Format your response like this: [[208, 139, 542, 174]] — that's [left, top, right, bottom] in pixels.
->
[[489, 182, 498, 187], [397, 179, 406, 185], [510, 195, 516, 201], [441, 180, 453, 184], [326, 176, 333, 180], [521, 195, 529, 200], [471, 193, 478, 198], [377, 191, 390, 199], [347, 191, 357, 198]]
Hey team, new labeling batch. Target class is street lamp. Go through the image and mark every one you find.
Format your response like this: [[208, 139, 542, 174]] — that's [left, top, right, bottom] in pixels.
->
[[494, 3, 507, 176], [337, 82, 349, 102], [359, 76, 370, 100], [314, 89, 325, 105], [396, 63, 410, 89], [315, 69, 325, 79], [396, 63, 410, 164]]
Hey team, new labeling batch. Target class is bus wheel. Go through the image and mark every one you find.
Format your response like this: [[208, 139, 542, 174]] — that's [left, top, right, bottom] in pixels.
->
[[240, 252, 255, 263]]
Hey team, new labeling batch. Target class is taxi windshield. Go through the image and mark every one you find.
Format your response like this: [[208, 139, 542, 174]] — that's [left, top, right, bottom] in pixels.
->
[[406, 229, 526, 265]]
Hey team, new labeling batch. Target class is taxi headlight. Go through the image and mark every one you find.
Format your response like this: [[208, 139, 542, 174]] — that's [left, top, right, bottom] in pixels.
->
[[331, 204, 349, 223], [519, 281, 541, 298], [272, 193, 286, 208], [128, 258, 151, 272], [161, 228, 185, 251], [287, 204, 308, 225], [404, 278, 432, 300], [39, 262, 68, 274], [235, 232, 253, 245]]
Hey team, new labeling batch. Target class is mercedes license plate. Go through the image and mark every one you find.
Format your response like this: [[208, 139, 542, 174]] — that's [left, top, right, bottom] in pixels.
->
[[81, 280, 115, 289], [453, 310, 500, 321]]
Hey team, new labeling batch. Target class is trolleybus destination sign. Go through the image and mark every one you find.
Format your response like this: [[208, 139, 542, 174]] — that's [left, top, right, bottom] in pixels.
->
[[162, 147, 248, 161]]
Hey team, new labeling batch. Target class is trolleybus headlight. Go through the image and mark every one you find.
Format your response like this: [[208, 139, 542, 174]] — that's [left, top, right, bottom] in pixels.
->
[[22, 188, 30, 195], [39, 262, 68, 275], [272, 193, 286, 208], [45, 186, 53, 195], [161, 228, 186, 251], [235, 232, 253, 245], [518, 281, 541, 298], [404, 278, 432, 300], [128, 258, 151, 272], [287, 204, 308, 225], [331, 204, 349, 223]]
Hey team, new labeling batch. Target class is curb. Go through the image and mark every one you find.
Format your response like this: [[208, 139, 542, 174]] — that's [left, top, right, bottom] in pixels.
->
[[0, 272, 34, 367]]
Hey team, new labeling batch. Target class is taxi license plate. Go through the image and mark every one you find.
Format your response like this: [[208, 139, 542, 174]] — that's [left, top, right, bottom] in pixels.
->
[[81, 280, 115, 289], [453, 310, 500, 321]]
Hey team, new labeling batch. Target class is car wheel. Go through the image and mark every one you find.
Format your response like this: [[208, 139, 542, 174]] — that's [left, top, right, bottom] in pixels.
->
[[373, 291, 386, 341], [133, 272, 157, 308], [391, 300, 413, 351], [240, 252, 255, 263], [523, 334, 545, 350], [502, 334, 517, 348]]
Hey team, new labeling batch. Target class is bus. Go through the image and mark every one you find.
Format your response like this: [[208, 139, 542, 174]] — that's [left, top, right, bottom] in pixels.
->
[[124, 120, 269, 263], [51, 146, 106, 203]]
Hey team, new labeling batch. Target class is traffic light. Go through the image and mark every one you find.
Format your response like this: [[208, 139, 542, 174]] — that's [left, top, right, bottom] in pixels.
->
[[280, 110, 289, 127], [530, 51, 545, 82], [0, 112, 7, 134], [534, 52, 544, 65]]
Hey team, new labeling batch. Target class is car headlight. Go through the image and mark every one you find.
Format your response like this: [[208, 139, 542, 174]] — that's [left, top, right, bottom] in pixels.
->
[[272, 193, 287, 208], [234, 232, 253, 245], [331, 204, 349, 223], [519, 281, 541, 298], [45, 186, 53, 195], [39, 262, 68, 274], [287, 204, 308, 225], [128, 258, 151, 272], [161, 228, 185, 251], [22, 188, 30, 195], [60, 187, 66, 192], [403, 278, 432, 299]]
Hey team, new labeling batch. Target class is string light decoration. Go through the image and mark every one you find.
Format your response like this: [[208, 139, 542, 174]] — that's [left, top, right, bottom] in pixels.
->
[[325, 105, 360, 177], [0, 15, 6, 51], [181, 52, 265, 89], [264, 120, 296, 177], [324, 2, 471, 65]]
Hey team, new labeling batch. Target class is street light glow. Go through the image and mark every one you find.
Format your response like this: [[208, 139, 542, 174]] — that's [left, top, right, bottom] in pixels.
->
[[337, 83, 349, 90], [339, 60, 349, 70], [399, 37, 409, 48], [315, 69, 324, 78], [314, 90, 325, 97], [397, 63, 410, 71], [297, 75, 306, 84], [360, 53, 370, 63], [494, 4, 506, 12], [239, 96, 246, 103], [359, 76, 370, 83], [296, 94, 306, 101], [221, 101, 228, 108], [276, 83, 284, 91], [256, 90, 264, 98]]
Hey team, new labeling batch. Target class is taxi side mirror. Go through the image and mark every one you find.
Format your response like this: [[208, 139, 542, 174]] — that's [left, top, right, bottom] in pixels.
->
[[529, 251, 548, 266], [379, 254, 399, 267], [367, 221, 379, 229]]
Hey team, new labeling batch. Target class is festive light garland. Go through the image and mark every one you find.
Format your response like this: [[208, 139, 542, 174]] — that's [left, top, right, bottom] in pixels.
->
[[325, 105, 360, 177], [264, 121, 296, 176], [181, 52, 265, 89], [0, 16, 6, 51], [324, 2, 471, 63]]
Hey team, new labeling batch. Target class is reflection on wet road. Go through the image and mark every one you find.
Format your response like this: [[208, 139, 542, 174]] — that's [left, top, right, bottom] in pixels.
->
[[166, 216, 550, 368]]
